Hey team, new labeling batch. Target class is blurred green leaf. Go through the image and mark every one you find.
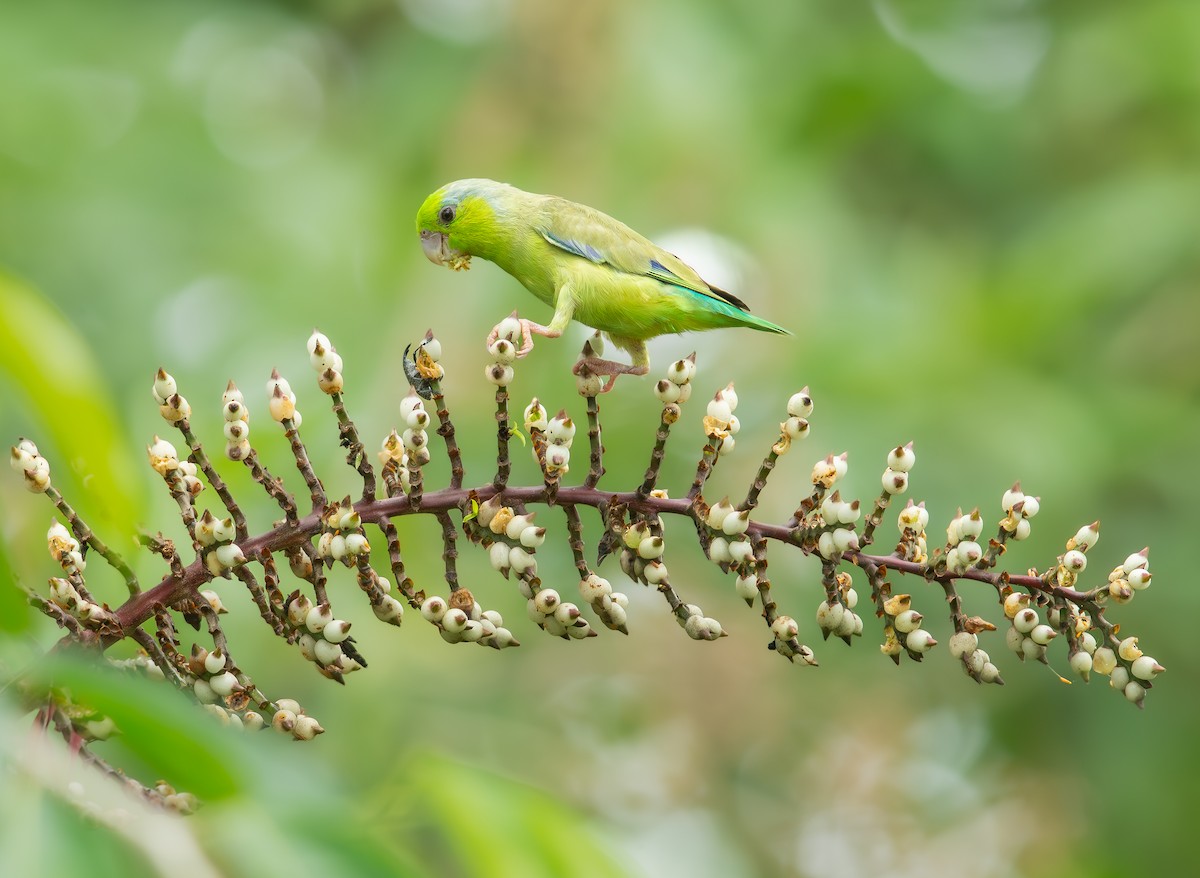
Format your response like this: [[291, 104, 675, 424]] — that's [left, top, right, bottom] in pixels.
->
[[30, 653, 248, 800], [404, 751, 635, 878], [0, 539, 32, 634], [0, 271, 144, 540]]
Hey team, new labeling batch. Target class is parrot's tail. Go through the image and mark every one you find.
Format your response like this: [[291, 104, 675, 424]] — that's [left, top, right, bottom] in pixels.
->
[[689, 289, 790, 335], [736, 310, 791, 335]]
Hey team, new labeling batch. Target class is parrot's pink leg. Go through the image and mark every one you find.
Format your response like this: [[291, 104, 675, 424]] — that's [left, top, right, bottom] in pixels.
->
[[513, 319, 561, 358], [485, 312, 561, 358]]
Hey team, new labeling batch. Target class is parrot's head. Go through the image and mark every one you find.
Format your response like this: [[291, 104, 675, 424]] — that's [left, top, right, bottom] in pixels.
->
[[416, 179, 512, 271]]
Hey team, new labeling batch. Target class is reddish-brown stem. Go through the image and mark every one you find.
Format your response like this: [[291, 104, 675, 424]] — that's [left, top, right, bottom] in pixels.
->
[[177, 420, 249, 543], [427, 377, 464, 490], [330, 391, 377, 502], [584, 396, 604, 489], [282, 418, 326, 513], [492, 388, 511, 491], [638, 405, 677, 499], [94, 483, 1082, 650]]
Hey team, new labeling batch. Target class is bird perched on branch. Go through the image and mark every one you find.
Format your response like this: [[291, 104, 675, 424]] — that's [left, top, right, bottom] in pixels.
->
[[416, 178, 788, 391]]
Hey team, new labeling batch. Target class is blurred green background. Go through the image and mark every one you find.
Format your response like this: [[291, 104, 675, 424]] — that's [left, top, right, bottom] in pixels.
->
[[2, 0, 1197, 875]]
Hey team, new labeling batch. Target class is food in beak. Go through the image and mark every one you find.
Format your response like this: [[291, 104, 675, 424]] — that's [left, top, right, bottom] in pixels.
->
[[420, 231, 471, 271]]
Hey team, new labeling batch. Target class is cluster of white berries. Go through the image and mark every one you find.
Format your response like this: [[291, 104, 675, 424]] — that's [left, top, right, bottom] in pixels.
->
[[675, 603, 726, 641], [472, 498, 603, 641], [151, 367, 191, 423], [377, 433, 411, 493], [896, 499, 930, 563], [393, 391, 433, 472], [947, 626, 1003, 684], [316, 499, 370, 564], [703, 499, 755, 568], [733, 569, 759, 605], [195, 508, 245, 575], [578, 571, 630, 632], [486, 316, 520, 388], [147, 435, 203, 496], [524, 586, 599, 639], [619, 517, 721, 639], [307, 330, 344, 395], [367, 572, 405, 625], [271, 697, 325, 741], [811, 451, 848, 492], [152, 782, 200, 814], [46, 518, 86, 576], [420, 594, 519, 648], [266, 370, 301, 426], [654, 354, 697, 405], [816, 576, 864, 641], [475, 497, 545, 579], [767, 614, 816, 664], [1002, 592, 1059, 663], [817, 491, 862, 558], [880, 441, 914, 496], [316, 499, 405, 621], [10, 438, 51, 493], [777, 387, 813, 451], [881, 593, 937, 659], [943, 507, 985, 574], [221, 382, 251, 461], [619, 518, 671, 579], [1104, 545, 1151, 604], [109, 652, 169, 681], [1091, 633, 1164, 708], [704, 383, 740, 456], [999, 482, 1039, 541], [188, 645, 311, 736], [188, 644, 244, 707], [47, 576, 110, 624], [525, 399, 575, 476], [286, 593, 363, 676]]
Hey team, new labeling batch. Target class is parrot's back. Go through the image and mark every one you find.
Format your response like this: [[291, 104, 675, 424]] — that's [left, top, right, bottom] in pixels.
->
[[523, 196, 788, 341]]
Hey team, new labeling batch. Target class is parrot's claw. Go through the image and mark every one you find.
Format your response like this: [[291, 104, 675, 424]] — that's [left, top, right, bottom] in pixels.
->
[[516, 320, 536, 358], [487, 316, 558, 359], [572, 358, 650, 393]]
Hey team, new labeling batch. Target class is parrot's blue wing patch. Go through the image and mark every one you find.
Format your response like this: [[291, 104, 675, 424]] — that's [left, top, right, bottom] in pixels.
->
[[539, 229, 605, 264], [541, 227, 754, 313], [648, 259, 752, 311], [647, 259, 716, 298]]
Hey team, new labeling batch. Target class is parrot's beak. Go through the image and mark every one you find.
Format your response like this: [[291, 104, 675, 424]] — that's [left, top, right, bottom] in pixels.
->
[[420, 230, 457, 266], [420, 230, 446, 265], [420, 230, 472, 271]]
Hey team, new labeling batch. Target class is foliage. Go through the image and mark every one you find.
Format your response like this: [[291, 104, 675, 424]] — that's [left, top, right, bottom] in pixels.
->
[[1, 1, 1196, 876]]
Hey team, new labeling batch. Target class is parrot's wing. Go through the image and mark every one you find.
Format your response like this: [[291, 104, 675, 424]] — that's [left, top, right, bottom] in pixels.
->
[[537, 201, 752, 312]]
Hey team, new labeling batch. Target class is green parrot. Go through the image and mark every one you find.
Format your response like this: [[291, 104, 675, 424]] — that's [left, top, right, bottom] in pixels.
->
[[416, 178, 788, 391]]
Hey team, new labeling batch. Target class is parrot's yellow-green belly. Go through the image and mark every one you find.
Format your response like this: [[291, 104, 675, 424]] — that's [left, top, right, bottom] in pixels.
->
[[545, 261, 733, 341]]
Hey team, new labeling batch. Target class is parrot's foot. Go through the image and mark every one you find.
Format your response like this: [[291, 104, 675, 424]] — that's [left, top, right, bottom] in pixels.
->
[[486, 311, 561, 359], [572, 357, 650, 394]]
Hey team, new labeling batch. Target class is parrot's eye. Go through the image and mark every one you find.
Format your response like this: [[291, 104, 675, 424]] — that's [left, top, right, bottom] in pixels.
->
[[438, 205, 456, 225]]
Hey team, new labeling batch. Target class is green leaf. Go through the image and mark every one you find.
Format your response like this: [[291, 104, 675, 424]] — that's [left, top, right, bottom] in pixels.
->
[[0, 271, 144, 540], [28, 653, 247, 801], [0, 539, 32, 633], [402, 750, 635, 878], [462, 498, 480, 524]]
